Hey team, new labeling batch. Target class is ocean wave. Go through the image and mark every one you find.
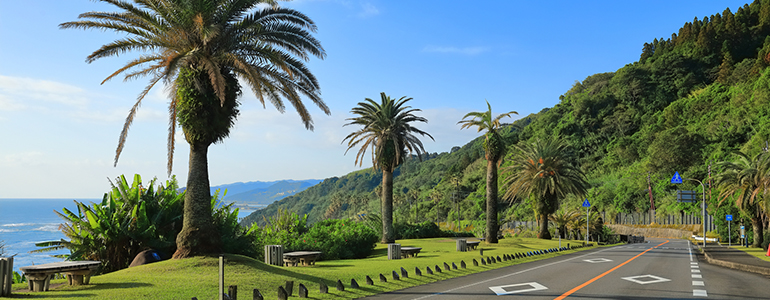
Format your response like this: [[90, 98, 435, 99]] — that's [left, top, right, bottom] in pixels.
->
[[2, 223, 36, 227], [34, 224, 61, 232], [0, 228, 18, 233]]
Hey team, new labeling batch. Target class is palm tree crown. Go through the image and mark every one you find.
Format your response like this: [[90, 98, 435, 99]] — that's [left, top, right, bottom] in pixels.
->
[[503, 138, 588, 239], [61, 0, 329, 173], [715, 151, 770, 247], [458, 100, 517, 163], [343, 92, 433, 172]]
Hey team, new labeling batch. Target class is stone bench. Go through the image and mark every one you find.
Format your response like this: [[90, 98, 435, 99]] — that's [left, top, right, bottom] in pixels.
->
[[20, 261, 101, 292], [283, 251, 322, 267], [466, 241, 480, 250], [400, 247, 422, 258]]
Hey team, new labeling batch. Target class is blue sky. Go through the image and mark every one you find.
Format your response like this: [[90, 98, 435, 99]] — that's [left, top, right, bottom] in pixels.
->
[[0, 0, 751, 198]]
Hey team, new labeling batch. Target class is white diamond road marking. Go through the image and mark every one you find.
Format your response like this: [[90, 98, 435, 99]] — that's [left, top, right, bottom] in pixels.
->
[[583, 258, 613, 263], [692, 281, 705, 286], [621, 275, 671, 285], [692, 274, 702, 279], [489, 282, 548, 296], [693, 289, 708, 297]]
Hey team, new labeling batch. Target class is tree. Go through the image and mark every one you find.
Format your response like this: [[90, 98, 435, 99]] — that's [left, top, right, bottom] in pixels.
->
[[502, 138, 588, 239], [715, 151, 768, 247], [343, 93, 433, 243], [61, 0, 328, 258], [458, 101, 517, 243]]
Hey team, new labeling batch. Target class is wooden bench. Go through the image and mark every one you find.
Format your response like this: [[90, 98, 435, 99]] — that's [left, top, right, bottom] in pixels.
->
[[466, 241, 480, 250], [20, 261, 101, 292], [400, 247, 422, 258], [283, 251, 322, 267]]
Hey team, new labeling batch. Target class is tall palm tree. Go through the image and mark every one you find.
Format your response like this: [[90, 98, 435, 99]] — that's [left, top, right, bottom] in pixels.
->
[[343, 93, 433, 243], [458, 101, 517, 243], [502, 139, 588, 239], [715, 151, 769, 247], [62, 0, 329, 258]]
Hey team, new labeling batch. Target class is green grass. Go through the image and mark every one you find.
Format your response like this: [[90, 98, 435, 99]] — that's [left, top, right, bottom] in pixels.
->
[[727, 245, 770, 262], [7, 237, 596, 300]]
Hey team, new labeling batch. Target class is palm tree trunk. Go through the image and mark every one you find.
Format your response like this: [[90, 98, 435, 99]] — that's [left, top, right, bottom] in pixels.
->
[[751, 216, 763, 248], [538, 213, 552, 239], [382, 169, 394, 243], [486, 159, 499, 244], [173, 141, 221, 258]]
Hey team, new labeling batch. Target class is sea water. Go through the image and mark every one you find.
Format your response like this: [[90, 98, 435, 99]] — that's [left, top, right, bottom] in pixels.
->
[[0, 198, 88, 272], [0, 198, 255, 273]]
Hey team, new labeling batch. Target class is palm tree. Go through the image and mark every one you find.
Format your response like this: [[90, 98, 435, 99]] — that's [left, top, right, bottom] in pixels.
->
[[343, 93, 433, 243], [61, 0, 329, 258], [549, 209, 578, 239], [715, 151, 770, 247], [458, 101, 517, 243], [502, 139, 588, 239]]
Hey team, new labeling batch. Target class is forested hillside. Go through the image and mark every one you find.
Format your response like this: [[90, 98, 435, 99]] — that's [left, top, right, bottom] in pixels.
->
[[243, 1, 770, 235]]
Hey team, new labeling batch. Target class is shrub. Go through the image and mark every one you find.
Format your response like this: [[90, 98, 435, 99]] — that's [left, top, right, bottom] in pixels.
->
[[292, 219, 378, 260], [247, 208, 308, 261], [394, 221, 442, 239]]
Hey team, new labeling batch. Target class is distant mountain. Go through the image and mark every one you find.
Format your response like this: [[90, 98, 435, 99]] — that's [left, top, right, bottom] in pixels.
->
[[222, 180, 321, 205], [204, 179, 321, 205]]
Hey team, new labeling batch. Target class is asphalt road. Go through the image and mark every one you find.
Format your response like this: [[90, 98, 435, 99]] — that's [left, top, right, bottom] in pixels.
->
[[362, 238, 770, 299]]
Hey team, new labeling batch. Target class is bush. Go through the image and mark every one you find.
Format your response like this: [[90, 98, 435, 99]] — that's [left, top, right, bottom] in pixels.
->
[[394, 221, 442, 239], [248, 208, 308, 261], [292, 219, 378, 260]]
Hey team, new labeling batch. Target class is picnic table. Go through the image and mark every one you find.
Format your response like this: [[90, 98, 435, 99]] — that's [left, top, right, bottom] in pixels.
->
[[20, 260, 101, 292], [283, 251, 322, 267], [466, 241, 480, 250], [400, 247, 422, 258]]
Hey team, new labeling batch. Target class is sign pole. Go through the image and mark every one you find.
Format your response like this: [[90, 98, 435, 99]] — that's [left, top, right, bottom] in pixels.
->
[[729, 220, 731, 247], [582, 199, 591, 244]]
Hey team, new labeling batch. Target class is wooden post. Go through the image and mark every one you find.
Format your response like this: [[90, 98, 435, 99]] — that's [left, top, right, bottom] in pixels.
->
[[456, 239, 467, 252], [219, 255, 224, 300], [0, 257, 7, 296], [228, 285, 237, 300], [387, 244, 401, 260], [264, 245, 283, 266]]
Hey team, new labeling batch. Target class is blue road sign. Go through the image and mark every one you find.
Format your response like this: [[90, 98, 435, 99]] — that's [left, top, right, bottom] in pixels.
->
[[726, 215, 733, 221], [582, 199, 590, 207], [741, 225, 745, 230], [671, 171, 683, 184]]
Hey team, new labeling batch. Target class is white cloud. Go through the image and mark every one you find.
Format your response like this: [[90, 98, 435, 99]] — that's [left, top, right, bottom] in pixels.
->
[[0, 75, 89, 108], [422, 46, 489, 56], [358, 2, 379, 18]]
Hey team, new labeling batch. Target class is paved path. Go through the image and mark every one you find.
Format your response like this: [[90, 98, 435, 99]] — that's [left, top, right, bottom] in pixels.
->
[[362, 239, 770, 299]]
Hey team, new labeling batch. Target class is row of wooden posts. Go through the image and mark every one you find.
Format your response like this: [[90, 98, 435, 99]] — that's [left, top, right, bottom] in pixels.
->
[[196, 242, 595, 300]]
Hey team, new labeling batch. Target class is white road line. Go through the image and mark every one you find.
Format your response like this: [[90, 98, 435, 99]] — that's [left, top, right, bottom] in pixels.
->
[[691, 265, 699, 268], [693, 281, 705, 286], [692, 274, 702, 279], [688, 242, 693, 261], [693, 289, 708, 297], [692, 269, 700, 273], [411, 247, 615, 300]]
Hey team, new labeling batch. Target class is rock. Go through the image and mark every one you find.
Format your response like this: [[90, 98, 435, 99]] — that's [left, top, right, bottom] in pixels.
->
[[278, 286, 288, 300], [401, 267, 408, 278], [481, 258, 486, 265], [379, 273, 387, 283], [461, 260, 467, 268], [129, 249, 164, 267], [415, 267, 422, 276], [285, 281, 294, 295], [496, 256, 501, 262], [443, 262, 450, 271], [452, 262, 457, 270], [473, 259, 479, 266], [435, 265, 442, 273], [350, 278, 359, 289], [319, 282, 328, 294], [336, 280, 344, 291], [392, 270, 400, 280], [298, 283, 308, 298], [366, 275, 374, 285], [426, 266, 433, 275]]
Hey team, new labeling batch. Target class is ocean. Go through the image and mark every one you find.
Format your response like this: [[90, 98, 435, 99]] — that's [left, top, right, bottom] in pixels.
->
[[0, 198, 255, 273]]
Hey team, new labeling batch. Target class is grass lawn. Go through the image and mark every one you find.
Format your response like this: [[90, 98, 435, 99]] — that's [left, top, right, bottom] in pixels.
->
[[8, 237, 596, 300], [727, 245, 770, 262]]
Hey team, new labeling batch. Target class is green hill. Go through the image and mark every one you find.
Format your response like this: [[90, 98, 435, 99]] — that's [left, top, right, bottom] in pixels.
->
[[243, 1, 770, 230]]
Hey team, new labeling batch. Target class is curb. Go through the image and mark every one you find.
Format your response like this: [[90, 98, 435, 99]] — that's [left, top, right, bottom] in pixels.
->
[[702, 249, 770, 276]]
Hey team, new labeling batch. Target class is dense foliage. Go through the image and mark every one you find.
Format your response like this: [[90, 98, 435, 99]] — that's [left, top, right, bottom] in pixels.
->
[[248, 209, 378, 260]]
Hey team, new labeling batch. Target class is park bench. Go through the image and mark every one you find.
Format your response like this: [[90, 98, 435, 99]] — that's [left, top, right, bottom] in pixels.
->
[[466, 241, 480, 250], [400, 247, 422, 258], [20, 260, 101, 292], [283, 251, 322, 267]]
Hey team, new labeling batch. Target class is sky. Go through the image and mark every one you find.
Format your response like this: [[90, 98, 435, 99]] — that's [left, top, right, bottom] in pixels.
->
[[0, 0, 753, 198]]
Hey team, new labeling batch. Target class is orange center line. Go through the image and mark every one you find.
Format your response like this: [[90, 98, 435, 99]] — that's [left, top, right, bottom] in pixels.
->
[[553, 240, 670, 300]]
